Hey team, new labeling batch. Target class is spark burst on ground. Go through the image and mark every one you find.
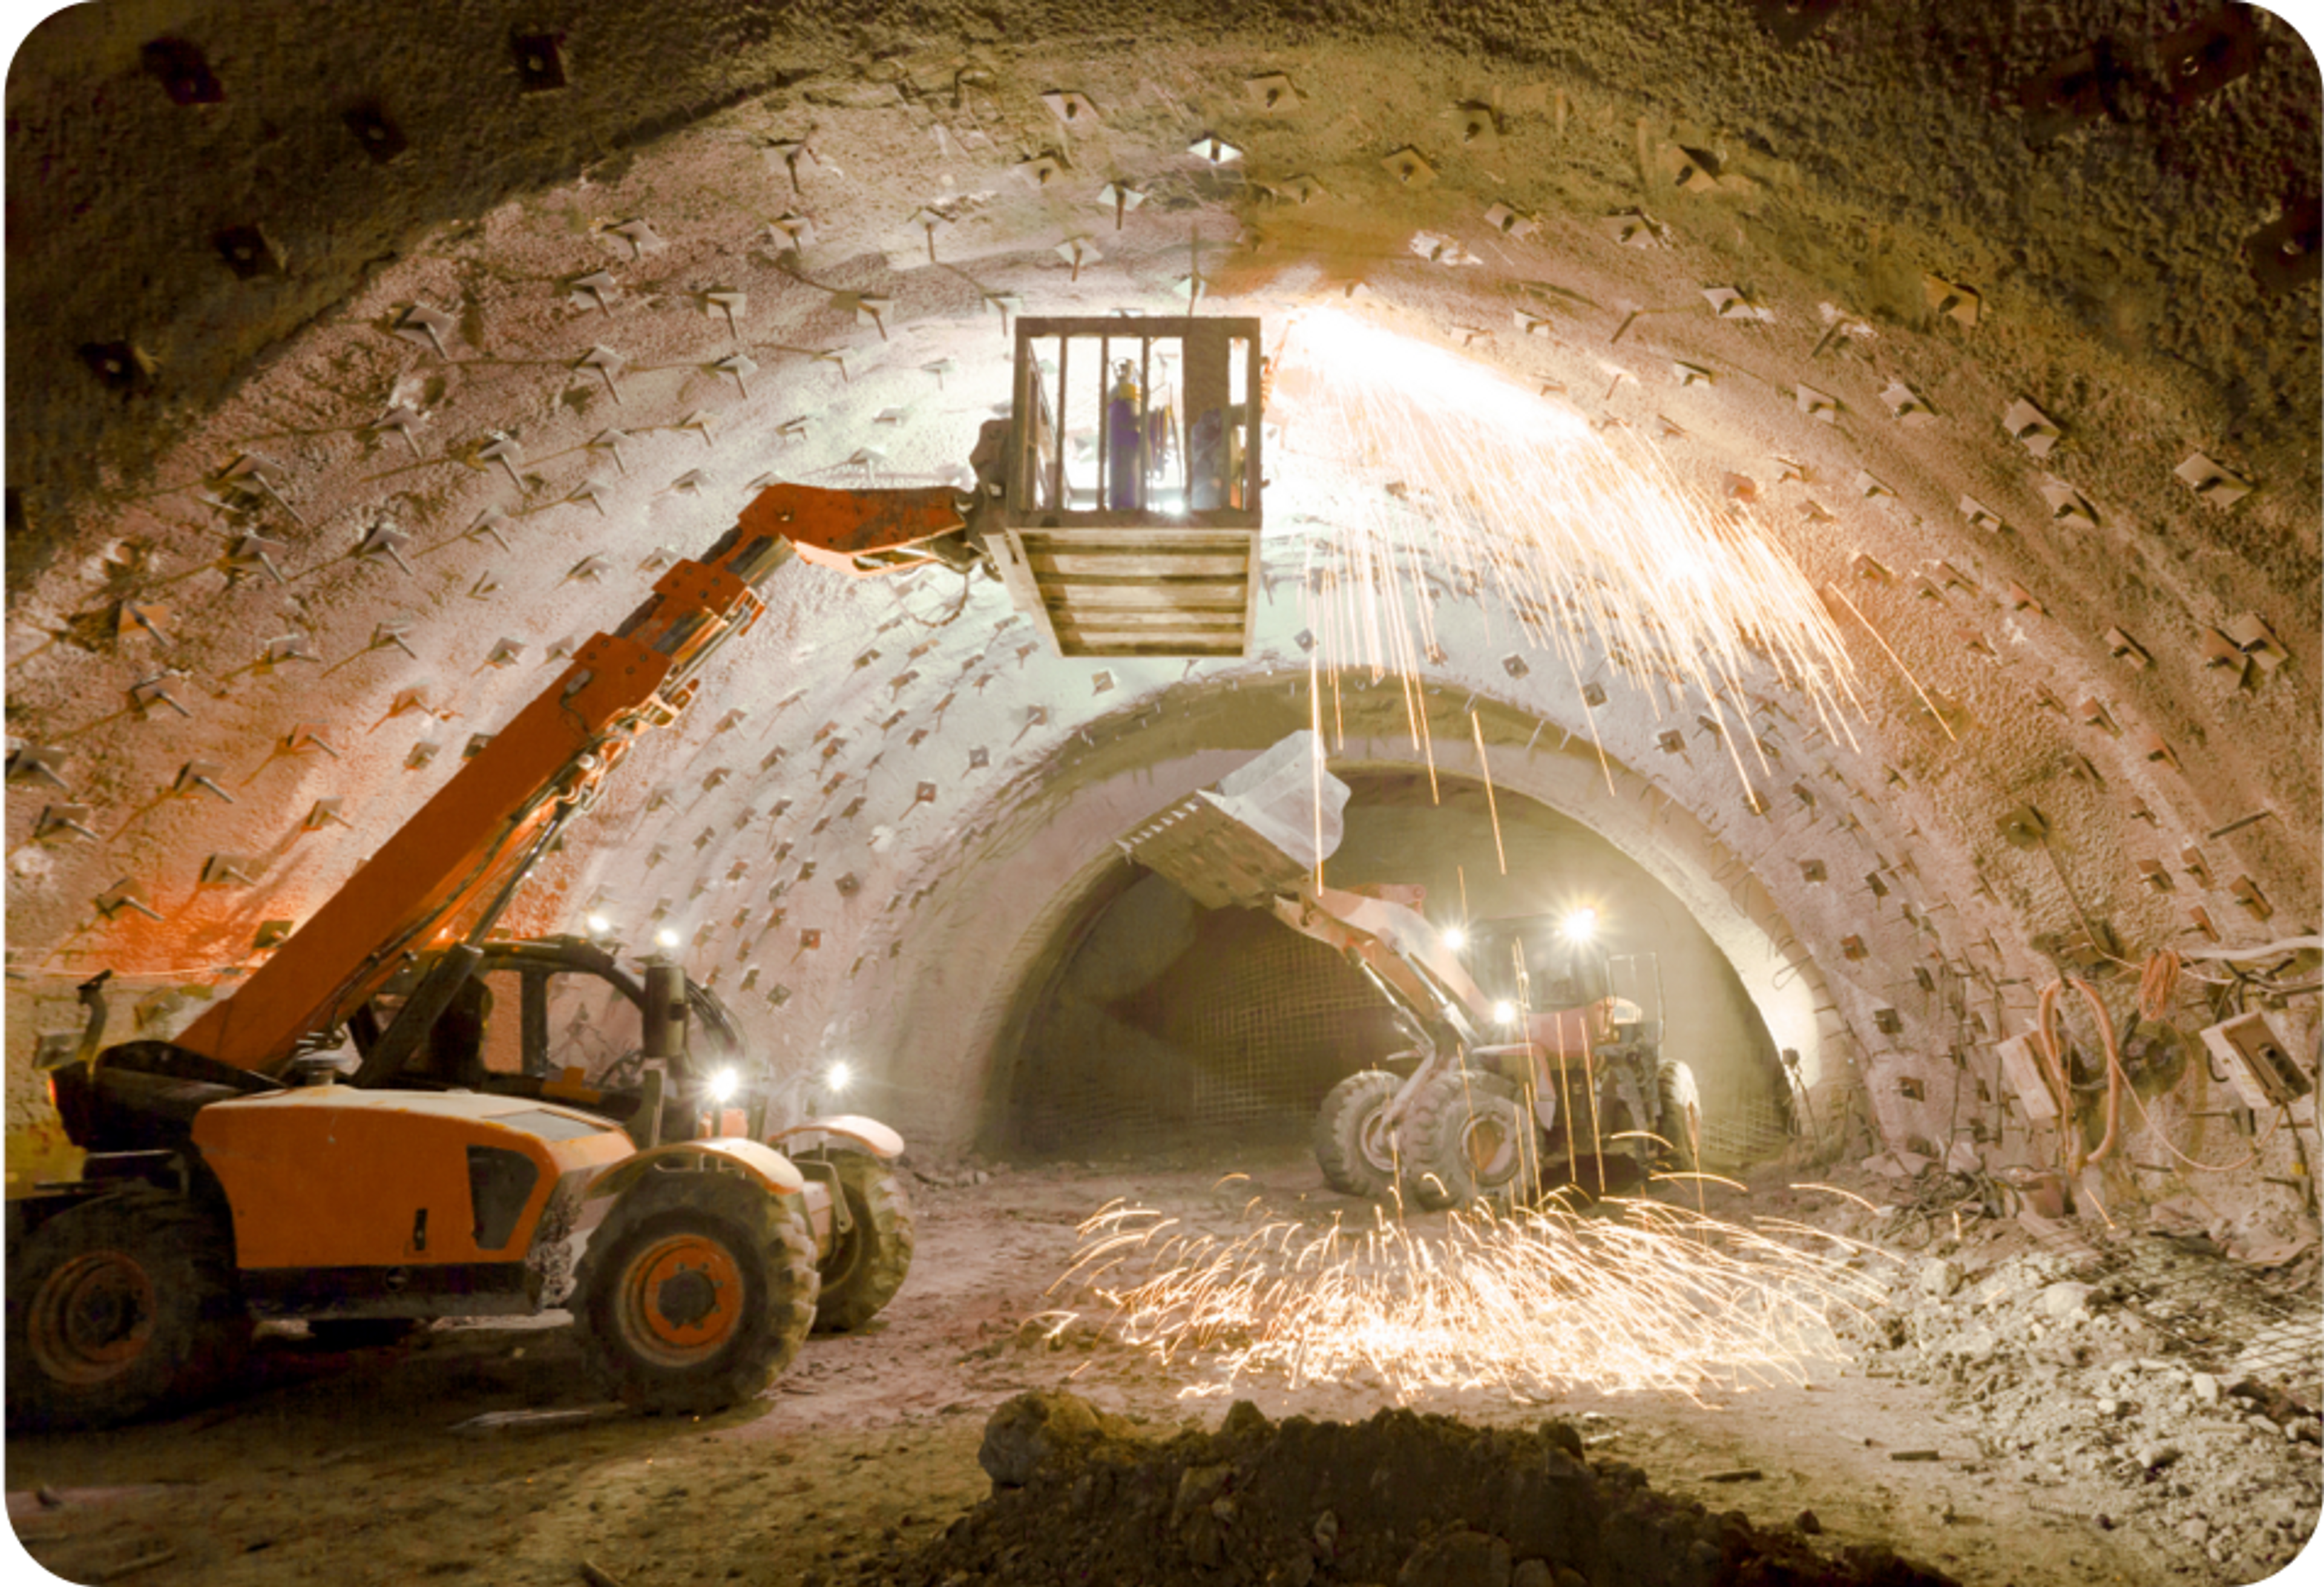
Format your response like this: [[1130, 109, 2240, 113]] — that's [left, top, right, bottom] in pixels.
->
[[1270, 309, 1861, 790], [1041, 1188, 1889, 1405]]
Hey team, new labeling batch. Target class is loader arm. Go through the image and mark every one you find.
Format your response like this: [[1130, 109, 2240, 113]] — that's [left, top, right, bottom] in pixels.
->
[[1123, 733, 1492, 1054], [1267, 886, 1488, 1052], [172, 524, 792, 1077]]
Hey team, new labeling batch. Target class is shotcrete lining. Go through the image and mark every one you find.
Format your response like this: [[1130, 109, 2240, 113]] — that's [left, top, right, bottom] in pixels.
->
[[847, 669, 1839, 1155], [4, 4, 2317, 1200]]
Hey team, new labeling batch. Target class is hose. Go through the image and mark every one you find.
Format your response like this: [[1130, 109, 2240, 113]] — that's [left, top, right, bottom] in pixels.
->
[[2034, 976, 2124, 1175], [2138, 950, 2182, 1023], [2042, 971, 2288, 1178]]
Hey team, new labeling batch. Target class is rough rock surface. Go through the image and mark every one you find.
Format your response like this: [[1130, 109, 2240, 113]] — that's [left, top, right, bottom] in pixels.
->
[[1827, 1166, 2324, 1582], [893, 1390, 1962, 1587]]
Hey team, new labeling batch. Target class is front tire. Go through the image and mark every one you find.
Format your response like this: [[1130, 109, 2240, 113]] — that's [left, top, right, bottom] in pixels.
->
[[574, 1169, 818, 1414], [6, 1186, 249, 1431], [1655, 1060, 1702, 1177], [1313, 1070, 1400, 1198], [1402, 1073, 1529, 1211], [809, 1151, 915, 1333]]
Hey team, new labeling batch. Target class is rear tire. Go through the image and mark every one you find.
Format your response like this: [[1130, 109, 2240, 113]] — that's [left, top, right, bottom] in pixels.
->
[[1402, 1073, 1528, 1211], [1313, 1070, 1400, 1198], [574, 1170, 818, 1414], [809, 1151, 915, 1333], [1656, 1060, 1702, 1177], [6, 1186, 249, 1431]]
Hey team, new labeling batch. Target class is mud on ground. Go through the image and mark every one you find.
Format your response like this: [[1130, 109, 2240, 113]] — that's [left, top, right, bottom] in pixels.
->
[[5, 1150, 2317, 1586]]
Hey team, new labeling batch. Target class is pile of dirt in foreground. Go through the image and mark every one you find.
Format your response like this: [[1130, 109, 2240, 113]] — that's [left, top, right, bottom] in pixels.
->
[[889, 1391, 1960, 1587]]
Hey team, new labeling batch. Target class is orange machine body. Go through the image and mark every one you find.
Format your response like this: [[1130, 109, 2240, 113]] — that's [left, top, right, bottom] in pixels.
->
[[740, 481, 968, 577], [190, 1088, 632, 1273]]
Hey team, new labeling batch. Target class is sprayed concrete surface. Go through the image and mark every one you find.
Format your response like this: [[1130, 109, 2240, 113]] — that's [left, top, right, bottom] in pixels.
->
[[4, 9, 2322, 1576], [6, 1, 2320, 1217]]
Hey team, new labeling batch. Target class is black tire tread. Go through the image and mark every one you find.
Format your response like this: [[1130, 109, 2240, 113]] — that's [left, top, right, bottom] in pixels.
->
[[1313, 1070, 1399, 1198], [1656, 1060, 1701, 1176], [5, 1184, 249, 1431], [573, 1169, 818, 1414], [1401, 1073, 1526, 1211], [810, 1150, 915, 1333]]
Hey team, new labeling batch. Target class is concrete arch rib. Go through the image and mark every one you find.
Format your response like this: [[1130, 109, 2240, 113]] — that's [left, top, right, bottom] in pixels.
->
[[859, 677, 1854, 1160]]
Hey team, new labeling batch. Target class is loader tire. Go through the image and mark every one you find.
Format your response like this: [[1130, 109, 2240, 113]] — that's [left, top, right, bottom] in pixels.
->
[[1313, 1070, 1400, 1199], [574, 1169, 818, 1415], [1402, 1073, 1529, 1211], [7, 1186, 249, 1431], [1656, 1059, 1702, 1177], [810, 1150, 915, 1333]]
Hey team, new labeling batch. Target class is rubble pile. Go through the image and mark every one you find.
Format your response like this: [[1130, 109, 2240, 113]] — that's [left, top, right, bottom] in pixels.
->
[[1831, 1191, 2324, 1580], [891, 1391, 1959, 1587]]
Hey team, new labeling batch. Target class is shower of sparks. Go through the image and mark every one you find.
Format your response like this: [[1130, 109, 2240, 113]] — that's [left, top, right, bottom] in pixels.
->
[[1469, 709, 1507, 875], [1270, 309, 1861, 787], [1040, 1191, 1888, 1405]]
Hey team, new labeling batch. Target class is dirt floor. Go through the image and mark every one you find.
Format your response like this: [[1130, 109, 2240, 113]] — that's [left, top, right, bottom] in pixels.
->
[[5, 1148, 2319, 1587]]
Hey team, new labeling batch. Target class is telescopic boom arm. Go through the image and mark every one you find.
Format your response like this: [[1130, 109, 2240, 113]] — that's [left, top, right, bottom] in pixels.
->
[[173, 524, 791, 1076]]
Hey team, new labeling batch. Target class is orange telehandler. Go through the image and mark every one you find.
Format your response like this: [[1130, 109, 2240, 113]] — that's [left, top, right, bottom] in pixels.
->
[[10, 310, 1271, 1430], [10, 507, 930, 1430]]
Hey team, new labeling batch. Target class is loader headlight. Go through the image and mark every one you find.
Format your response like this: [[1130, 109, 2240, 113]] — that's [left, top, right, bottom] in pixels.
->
[[654, 926, 681, 951], [1441, 926, 1468, 951], [1560, 908, 1597, 945], [706, 1066, 740, 1105], [585, 912, 613, 937], [1492, 1000, 1518, 1027], [826, 1060, 853, 1095]]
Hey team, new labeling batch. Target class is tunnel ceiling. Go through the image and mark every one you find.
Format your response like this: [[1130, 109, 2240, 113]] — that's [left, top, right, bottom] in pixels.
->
[[4, 0, 2319, 1158]]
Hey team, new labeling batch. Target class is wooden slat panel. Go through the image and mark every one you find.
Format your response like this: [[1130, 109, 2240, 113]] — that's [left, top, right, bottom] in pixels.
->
[[1052, 609, 1246, 631], [1021, 527, 1254, 552], [1055, 629, 1242, 648], [1238, 530, 1262, 659], [1045, 574, 1247, 596], [1062, 641, 1245, 657], [1031, 557, 1249, 583], [1045, 585, 1248, 612], [995, 531, 1066, 654]]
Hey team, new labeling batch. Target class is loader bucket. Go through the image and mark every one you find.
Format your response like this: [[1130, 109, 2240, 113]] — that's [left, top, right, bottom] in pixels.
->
[[1120, 732, 1349, 908]]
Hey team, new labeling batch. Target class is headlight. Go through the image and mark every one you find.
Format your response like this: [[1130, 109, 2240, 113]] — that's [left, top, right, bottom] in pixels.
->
[[654, 926, 681, 951], [706, 1066, 740, 1104], [1442, 926, 1468, 951], [1491, 1000, 1518, 1026], [826, 1060, 852, 1094], [585, 912, 612, 936], [1560, 908, 1597, 944]]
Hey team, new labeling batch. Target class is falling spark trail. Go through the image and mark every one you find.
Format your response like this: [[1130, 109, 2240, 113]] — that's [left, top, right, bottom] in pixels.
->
[[1048, 1194, 1888, 1405], [1820, 582, 1955, 743], [1275, 310, 1860, 790], [1471, 710, 1508, 875]]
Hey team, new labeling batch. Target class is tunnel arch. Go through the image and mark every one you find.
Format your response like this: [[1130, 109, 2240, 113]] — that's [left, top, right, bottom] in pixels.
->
[[977, 759, 1798, 1167], [829, 668, 1856, 1157], [3, 1, 2314, 1232]]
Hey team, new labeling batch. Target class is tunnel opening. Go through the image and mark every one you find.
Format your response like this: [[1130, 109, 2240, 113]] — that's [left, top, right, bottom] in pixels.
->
[[988, 764, 1793, 1169]]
